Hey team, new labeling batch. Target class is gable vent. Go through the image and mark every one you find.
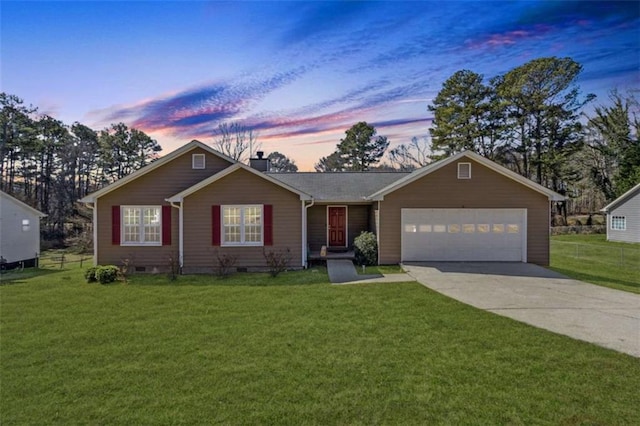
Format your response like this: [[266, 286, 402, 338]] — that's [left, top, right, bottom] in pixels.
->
[[192, 153, 205, 169], [457, 162, 471, 179]]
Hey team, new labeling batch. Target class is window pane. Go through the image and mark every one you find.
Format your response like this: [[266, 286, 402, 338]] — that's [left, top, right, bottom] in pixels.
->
[[244, 206, 262, 243], [123, 208, 140, 242], [143, 208, 161, 242], [448, 224, 460, 233], [477, 224, 489, 233], [507, 224, 519, 233], [419, 225, 432, 233], [492, 224, 504, 233], [224, 226, 240, 242], [224, 207, 240, 225], [463, 224, 475, 233]]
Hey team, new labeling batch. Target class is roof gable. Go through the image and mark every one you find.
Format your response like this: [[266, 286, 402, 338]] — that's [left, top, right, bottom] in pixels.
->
[[167, 163, 312, 202], [601, 183, 640, 213], [79, 140, 236, 203], [369, 151, 565, 201], [0, 191, 46, 217]]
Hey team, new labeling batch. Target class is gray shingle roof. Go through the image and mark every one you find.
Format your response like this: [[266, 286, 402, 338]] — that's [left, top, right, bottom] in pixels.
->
[[266, 172, 411, 201]]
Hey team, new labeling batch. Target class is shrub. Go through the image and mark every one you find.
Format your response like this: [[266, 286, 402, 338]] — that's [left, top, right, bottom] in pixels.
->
[[354, 231, 378, 266], [263, 248, 291, 277], [167, 253, 180, 281], [95, 265, 119, 284], [85, 267, 98, 283], [215, 252, 237, 277]]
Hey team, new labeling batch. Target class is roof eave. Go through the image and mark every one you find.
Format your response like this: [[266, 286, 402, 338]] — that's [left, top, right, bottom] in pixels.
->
[[78, 140, 235, 202], [166, 163, 312, 202], [601, 183, 640, 212]]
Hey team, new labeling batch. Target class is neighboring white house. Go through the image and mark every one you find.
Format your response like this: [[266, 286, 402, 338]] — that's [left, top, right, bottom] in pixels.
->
[[601, 183, 640, 244], [0, 190, 46, 268]]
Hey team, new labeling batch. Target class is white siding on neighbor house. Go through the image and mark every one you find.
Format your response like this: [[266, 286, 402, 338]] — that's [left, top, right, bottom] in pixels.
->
[[0, 193, 43, 264], [607, 190, 640, 243]]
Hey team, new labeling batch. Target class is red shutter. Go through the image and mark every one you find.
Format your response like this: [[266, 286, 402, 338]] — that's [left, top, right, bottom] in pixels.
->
[[212, 205, 221, 246], [162, 205, 172, 246], [112, 205, 121, 245], [264, 204, 273, 246]]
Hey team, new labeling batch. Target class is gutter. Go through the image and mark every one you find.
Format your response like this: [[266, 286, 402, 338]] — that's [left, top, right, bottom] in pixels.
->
[[82, 201, 98, 266], [167, 200, 183, 272], [303, 198, 315, 268]]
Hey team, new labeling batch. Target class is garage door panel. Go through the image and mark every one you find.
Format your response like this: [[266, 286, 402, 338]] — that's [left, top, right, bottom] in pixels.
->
[[401, 208, 526, 262]]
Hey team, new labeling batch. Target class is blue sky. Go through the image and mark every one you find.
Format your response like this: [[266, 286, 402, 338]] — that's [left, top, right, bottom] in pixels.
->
[[2, 1, 638, 170]]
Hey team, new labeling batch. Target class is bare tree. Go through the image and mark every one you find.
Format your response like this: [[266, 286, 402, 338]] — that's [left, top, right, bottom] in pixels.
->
[[388, 136, 432, 170], [213, 122, 260, 163]]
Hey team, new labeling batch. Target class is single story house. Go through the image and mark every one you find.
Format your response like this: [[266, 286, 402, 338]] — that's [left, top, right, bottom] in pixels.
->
[[0, 190, 46, 269], [601, 183, 640, 243], [80, 140, 564, 273]]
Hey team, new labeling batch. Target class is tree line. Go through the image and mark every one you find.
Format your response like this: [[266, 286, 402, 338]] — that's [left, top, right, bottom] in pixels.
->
[[0, 93, 161, 240], [315, 57, 639, 214], [2, 55, 638, 245]]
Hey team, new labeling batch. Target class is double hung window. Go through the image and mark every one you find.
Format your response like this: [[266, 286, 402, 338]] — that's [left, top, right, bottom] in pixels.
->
[[222, 205, 263, 246], [122, 206, 161, 245]]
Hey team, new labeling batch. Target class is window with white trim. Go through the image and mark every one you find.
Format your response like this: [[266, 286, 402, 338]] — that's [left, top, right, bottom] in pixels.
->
[[22, 219, 30, 232], [458, 162, 471, 179], [192, 153, 205, 169], [122, 206, 161, 245], [611, 216, 626, 231], [222, 205, 263, 246]]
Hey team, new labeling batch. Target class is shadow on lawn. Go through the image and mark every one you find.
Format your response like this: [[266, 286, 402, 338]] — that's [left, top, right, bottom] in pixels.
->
[[549, 266, 640, 291], [0, 268, 60, 286], [126, 268, 331, 287]]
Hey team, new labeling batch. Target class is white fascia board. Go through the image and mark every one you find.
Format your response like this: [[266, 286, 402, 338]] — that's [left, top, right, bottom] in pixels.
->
[[368, 151, 565, 202], [166, 163, 312, 202], [601, 182, 640, 212], [0, 190, 47, 217], [79, 140, 235, 203]]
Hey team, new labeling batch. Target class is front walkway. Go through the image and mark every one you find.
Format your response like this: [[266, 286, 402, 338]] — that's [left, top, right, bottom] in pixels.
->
[[402, 262, 640, 357], [326, 259, 415, 284]]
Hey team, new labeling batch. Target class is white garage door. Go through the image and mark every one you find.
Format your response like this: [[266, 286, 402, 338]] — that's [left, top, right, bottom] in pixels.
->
[[401, 208, 526, 262]]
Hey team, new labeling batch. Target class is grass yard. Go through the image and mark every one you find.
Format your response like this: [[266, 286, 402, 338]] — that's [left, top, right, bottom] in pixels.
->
[[551, 234, 640, 293], [1, 262, 639, 424]]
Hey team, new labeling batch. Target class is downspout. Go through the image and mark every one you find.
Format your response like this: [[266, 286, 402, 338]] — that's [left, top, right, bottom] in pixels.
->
[[377, 200, 381, 266], [85, 201, 98, 266], [168, 201, 183, 271], [303, 198, 315, 268]]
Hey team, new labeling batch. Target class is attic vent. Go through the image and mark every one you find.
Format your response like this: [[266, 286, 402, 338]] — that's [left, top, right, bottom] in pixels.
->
[[192, 154, 205, 169], [457, 162, 471, 179]]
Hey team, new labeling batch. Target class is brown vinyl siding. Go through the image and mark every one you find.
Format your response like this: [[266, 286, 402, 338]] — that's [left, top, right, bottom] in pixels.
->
[[182, 168, 302, 273], [378, 158, 550, 265], [347, 205, 370, 246], [307, 204, 371, 251], [307, 205, 327, 252], [96, 148, 232, 268]]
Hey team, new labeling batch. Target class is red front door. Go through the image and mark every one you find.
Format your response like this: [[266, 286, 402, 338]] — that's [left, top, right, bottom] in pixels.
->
[[328, 206, 346, 247]]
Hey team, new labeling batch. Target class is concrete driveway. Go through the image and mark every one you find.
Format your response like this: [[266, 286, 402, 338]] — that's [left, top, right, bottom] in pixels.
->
[[402, 262, 640, 357]]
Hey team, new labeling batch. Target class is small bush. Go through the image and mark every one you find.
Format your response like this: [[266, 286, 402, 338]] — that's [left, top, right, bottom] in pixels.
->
[[215, 252, 237, 277], [167, 253, 180, 281], [354, 231, 378, 266], [85, 267, 98, 283], [263, 248, 291, 277], [95, 265, 119, 284]]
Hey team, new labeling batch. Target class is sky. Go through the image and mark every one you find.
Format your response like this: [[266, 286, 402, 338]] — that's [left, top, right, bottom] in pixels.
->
[[2, 1, 639, 170]]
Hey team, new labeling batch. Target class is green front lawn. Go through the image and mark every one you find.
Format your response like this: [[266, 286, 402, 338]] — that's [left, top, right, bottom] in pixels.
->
[[1, 263, 639, 424], [551, 234, 640, 293]]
